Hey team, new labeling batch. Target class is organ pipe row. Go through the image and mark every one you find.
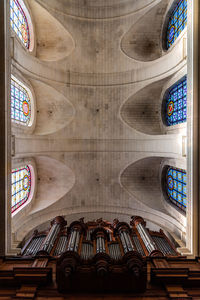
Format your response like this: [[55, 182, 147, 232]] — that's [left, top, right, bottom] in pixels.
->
[[21, 216, 178, 259]]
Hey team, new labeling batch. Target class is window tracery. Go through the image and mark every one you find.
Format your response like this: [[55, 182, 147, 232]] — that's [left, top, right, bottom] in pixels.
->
[[11, 77, 31, 126], [166, 166, 186, 212], [165, 76, 187, 126], [10, 0, 30, 49], [166, 0, 187, 50], [11, 165, 31, 213]]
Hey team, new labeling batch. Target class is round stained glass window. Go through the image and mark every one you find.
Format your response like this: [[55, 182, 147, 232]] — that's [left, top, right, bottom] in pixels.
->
[[23, 174, 29, 191], [167, 101, 174, 117], [23, 101, 30, 116]]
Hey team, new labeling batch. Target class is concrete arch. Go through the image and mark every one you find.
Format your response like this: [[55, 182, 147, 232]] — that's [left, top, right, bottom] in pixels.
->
[[121, 0, 170, 62], [120, 157, 166, 213], [30, 156, 75, 214], [120, 77, 170, 135], [28, 0, 75, 61], [12, 156, 75, 235], [30, 79, 75, 136], [34, 0, 156, 19]]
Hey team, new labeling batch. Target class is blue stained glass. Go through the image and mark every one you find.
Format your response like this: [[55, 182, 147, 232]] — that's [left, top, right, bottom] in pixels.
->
[[11, 78, 31, 126], [166, 0, 187, 49], [12, 165, 31, 213], [10, 0, 30, 49], [166, 167, 187, 212], [165, 77, 187, 126]]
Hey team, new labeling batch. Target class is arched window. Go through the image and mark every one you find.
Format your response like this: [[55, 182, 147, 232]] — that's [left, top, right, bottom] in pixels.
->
[[10, 0, 30, 49], [166, 0, 187, 50], [165, 76, 187, 126], [11, 76, 31, 126], [11, 165, 31, 213], [165, 166, 186, 212]]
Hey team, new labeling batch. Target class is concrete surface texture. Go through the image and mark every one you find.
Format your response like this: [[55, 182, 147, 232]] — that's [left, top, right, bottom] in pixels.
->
[[10, 0, 187, 251]]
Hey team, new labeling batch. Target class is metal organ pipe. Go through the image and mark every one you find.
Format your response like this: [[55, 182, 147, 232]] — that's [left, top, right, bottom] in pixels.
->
[[67, 221, 84, 253], [92, 228, 108, 254], [131, 216, 163, 256], [74, 230, 80, 252], [67, 229, 77, 251], [119, 230, 134, 254], [96, 236, 105, 253], [41, 223, 60, 254], [54, 236, 68, 256], [119, 231, 128, 253], [38, 216, 67, 255], [136, 223, 157, 254]]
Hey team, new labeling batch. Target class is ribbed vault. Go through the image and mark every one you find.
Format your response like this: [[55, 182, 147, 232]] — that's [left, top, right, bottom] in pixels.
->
[[10, 0, 187, 253]]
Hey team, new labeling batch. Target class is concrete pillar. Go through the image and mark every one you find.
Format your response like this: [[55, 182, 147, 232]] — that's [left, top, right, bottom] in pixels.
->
[[186, 0, 199, 257], [0, 0, 10, 256]]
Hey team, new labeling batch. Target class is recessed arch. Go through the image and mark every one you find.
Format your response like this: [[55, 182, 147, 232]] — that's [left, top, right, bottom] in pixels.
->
[[120, 157, 166, 213], [120, 78, 170, 135], [29, 79, 75, 135], [30, 156, 76, 214], [121, 0, 170, 62], [27, 0, 75, 61]]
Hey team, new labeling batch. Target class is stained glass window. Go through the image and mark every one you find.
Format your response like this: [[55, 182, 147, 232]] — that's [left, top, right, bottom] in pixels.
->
[[11, 77, 31, 126], [12, 165, 31, 213], [166, 0, 187, 49], [10, 0, 30, 49], [165, 77, 187, 126], [166, 167, 186, 212]]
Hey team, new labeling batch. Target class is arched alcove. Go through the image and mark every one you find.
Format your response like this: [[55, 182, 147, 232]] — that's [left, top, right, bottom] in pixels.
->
[[120, 157, 166, 212], [121, 0, 170, 61], [120, 78, 170, 135], [30, 156, 75, 214], [30, 79, 75, 135], [28, 0, 75, 61]]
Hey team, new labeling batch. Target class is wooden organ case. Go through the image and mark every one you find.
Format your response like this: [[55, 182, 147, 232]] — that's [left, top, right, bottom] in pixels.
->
[[20, 216, 179, 293]]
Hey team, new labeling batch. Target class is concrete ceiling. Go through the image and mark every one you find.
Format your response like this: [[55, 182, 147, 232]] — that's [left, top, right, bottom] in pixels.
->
[[11, 0, 187, 245]]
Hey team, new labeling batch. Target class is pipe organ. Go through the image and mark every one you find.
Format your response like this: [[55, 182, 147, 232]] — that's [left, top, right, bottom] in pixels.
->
[[21, 216, 178, 259], [0, 216, 198, 296], [19, 215, 180, 293]]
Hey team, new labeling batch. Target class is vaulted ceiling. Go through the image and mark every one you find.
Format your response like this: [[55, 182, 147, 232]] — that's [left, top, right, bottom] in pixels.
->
[[11, 0, 187, 247]]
